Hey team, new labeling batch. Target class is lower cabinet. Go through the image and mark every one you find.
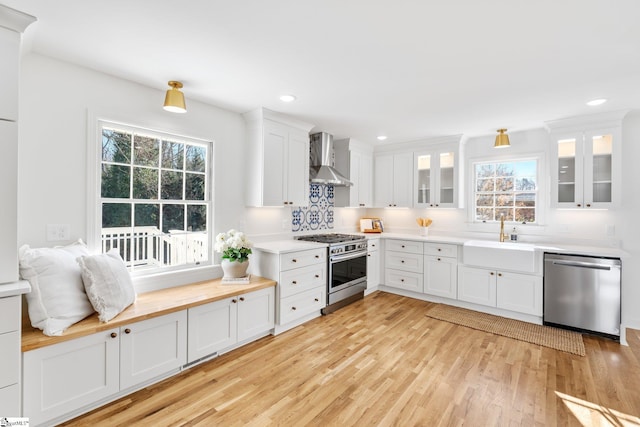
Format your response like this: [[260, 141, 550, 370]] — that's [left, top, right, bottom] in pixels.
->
[[458, 265, 542, 316], [424, 255, 458, 298], [0, 295, 21, 417], [187, 287, 275, 363], [366, 239, 381, 290], [385, 239, 424, 292]]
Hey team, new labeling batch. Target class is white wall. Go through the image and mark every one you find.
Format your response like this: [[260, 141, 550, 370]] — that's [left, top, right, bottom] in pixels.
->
[[18, 53, 246, 288]]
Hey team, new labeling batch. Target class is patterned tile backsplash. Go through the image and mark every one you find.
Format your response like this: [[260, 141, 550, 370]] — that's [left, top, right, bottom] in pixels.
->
[[292, 184, 334, 232]]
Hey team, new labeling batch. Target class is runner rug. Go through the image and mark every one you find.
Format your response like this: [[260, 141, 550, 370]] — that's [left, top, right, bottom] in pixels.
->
[[425, 304, 586, 356]]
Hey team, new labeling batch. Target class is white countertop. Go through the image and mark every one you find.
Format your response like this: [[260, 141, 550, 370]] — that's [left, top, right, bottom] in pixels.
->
[[253, 232, 628, 258], [0, 280, 31, 298]]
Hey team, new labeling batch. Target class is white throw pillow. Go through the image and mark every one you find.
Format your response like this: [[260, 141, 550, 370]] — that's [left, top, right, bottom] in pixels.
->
[[77, 250, 136, 322], [19, 240, 95, 336]]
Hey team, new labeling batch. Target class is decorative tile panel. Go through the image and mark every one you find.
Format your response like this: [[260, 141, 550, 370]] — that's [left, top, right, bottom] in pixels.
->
[[292, 184, 334, 232]]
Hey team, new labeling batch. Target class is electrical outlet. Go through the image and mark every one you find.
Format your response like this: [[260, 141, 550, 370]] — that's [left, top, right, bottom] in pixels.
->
[[46, 224, 70, 241], [605, 224, 615, 237]]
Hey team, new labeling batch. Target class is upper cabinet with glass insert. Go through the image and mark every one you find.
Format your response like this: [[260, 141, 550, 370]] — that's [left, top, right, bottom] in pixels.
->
[[414, 141, 461, 208], [546, 111, 626, 209]]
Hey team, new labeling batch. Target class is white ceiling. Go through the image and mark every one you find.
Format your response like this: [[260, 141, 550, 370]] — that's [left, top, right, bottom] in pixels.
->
[[5, 0, 640, 144]]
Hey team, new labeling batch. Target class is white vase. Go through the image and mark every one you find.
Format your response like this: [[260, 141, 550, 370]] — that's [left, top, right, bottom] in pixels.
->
[[221, 259, 249, 279]]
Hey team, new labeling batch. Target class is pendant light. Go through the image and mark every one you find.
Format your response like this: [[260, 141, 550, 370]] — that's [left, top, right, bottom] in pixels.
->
[[494, 128, 510, 148], [163, 81, 187, 113]]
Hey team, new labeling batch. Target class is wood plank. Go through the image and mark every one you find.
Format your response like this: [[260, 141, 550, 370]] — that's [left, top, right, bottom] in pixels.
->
[[22, 276, 276, 351], [60, 291, 640, 426]]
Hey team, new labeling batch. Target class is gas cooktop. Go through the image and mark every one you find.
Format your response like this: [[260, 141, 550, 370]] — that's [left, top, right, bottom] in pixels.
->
[[296, 233, 364, 244]]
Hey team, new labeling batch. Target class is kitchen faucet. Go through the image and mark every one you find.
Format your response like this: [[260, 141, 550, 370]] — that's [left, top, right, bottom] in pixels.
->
[[499, 215, 508, 242]]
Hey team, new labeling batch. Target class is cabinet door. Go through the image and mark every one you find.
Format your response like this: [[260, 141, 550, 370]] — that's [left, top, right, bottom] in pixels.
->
[[457, 266, 496, 307], [496, 272, 542, 316], [584, 129, 618, 208], [237, 287, 275, 342], [279, 286, 326, 325], [415, 152, 432, 207], [437, 150, 457, 207], [374, 154, 394, 207], [287, 127, 310, 206], [552, 132, 584, 208], [385, 269, 423, 292], [424, 256, 457, 299], [0, 121, 18, 284], [386, 251, 423, 274], [262, 119, 287, 206], [357, 152, 373, 207], [280, 263, 326, 298], [393, 152, 414, 207], [120, 311, 187, 390], [187, 297, 237, 363], [23, 329, 120, 426], [0, 28, 19, 121], [366, 248, 380, 289]]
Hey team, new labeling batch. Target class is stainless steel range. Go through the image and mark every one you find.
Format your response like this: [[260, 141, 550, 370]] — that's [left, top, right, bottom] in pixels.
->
[[296, 233, 367, 314]]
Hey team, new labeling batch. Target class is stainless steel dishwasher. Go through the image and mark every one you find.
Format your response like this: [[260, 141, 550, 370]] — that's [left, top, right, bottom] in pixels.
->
[[543, 253, 621, 339]]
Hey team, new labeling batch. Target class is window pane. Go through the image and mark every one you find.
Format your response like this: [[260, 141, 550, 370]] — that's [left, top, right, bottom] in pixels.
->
[[162, 140, 184, 170], [476, 194, 494, 207], [102, 203, 131, 227], [516, 177, 537, 191], [496, 163, 514, 177], [134, 203, 159, 228], [185, 173, 205, 200], [102, 129, 131, 163], [496, 194, 514, 207], [476, 207, 494, 221], [476, 178, 494, 192], [515, 193, 535, 207], [133, 167, 158, 199], [495, 209, 513, 221], [134, 135, 159, 167], [476, 164, 494, 178], [187, 205, 207, 231], [495, 177, 514, 192], [186, 145, 206, 172], [161, 170, 183, 200], [101, 164, 130, 198], [515, 208, 535, 223], [162, 204, 184, 232]]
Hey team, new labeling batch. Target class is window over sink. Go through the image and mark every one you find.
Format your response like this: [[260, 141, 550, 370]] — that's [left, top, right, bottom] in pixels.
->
[[473, 159, 538, 223]]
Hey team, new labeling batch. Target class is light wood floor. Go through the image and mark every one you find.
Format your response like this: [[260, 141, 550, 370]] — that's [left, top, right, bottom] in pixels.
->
[[62, 291, 640, 426]]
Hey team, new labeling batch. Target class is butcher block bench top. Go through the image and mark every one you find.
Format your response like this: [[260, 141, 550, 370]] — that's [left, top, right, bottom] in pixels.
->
[[22, 275, 276, 352]]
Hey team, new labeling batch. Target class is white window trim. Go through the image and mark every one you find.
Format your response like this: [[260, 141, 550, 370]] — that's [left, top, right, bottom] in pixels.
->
[[86, 111, 217, 292], [466, 150, 547, 232]]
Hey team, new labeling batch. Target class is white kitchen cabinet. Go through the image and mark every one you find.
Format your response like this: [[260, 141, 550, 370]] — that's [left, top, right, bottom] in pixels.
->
[[23, 311, 186, 426], [250, 246, 327, 333], [374, 152, 413, 207], [244, 108, 314, 207], [385, 239, 424, 292], [414, 146, 459, 208], [334, 138, 374, 207], [547, 112, 625, 209], [366, 238, 381, 291], [458, 265, 542, 315], [423, 243, 458, 299], [120, 311, 187, 390], [187, 287, 275, 363], [0, 121, 18, 284], [0, 295, 21, 416], [0, 23, 21, 120]]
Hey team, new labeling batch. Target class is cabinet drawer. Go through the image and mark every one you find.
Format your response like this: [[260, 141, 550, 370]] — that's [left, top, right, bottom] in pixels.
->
[[280, 263, 326, 298], [385, 269, 423, 292], [367, 239, 380, 251], [424, 243, 458, 258], [0, 296, 19, 334], [386, 251, 423, 273], [280, 248, 326, 271], [0, 331, 18, 388], [0, 383, 19, 417], [279, 286, 325, 325], [386, 239, 423, 254]]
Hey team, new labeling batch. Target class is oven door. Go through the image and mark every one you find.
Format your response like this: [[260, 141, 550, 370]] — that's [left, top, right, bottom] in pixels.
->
[[329, 251, 367, 294]]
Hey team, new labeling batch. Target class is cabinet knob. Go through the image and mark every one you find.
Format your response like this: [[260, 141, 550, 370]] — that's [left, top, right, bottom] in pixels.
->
[[368, 254, 371, 257], [292, 259, 297, 263], [315, 274, 319, 278], [124, 328, 131, 334], [314, 298, 319, 302], [292, 280, 297, 284], [240, 297, 245, 302], [292, 306, 297, 311], [315, 255, 320, 258], [586, 203, 592, 207], [498, 273, 502, 277], [372, 244, 376, 248], [437, 258, 441, 261], [110, 332, 117, 338], [438, 248, 442, 252], [577, 203, 582, 207], [401, 279, 405, 282], [490, 272, 495, 276], [232, 299, 237, 303], [359, 203, 365, 207], [401, 260, 405, 263], [401, 245, 405, 248], [435, 204, 439, 207], [430, 204, 434, 207]]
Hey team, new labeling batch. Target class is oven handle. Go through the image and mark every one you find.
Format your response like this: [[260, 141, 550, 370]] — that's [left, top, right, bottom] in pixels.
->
[[330, 250, 367, 263]]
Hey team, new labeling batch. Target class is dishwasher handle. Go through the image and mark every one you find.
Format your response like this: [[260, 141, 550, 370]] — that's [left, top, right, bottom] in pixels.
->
[[550, 259, 615, 271]]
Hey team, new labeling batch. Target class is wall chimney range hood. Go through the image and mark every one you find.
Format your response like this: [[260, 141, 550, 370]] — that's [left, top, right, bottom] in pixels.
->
[[309, 132, 353, 186]]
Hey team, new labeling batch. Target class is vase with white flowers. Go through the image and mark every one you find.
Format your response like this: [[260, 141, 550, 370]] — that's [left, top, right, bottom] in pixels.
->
[[215, 229, 253, 279]]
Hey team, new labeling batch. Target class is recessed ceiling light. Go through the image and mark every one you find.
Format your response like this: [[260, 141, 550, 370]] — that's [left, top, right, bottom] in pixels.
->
[[586, 98, 607, 106], [377, 135, 387, 141], [279, 94, 296, 103]]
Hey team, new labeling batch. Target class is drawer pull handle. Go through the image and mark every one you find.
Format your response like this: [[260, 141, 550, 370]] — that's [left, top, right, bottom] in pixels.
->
[[315, 275, 319, 278], [586, 203, 592, 207], [577, 203, 582, 207], [368, 254, 371, 257], [314, 298, 319, 302], [437, 258, 441, 261], [438, 248, 442, 252], [110, 332, 117, 338], [490, 272, 495, 276], [315, 255, 320, 258], [401, 279, 405, 282], [292, 306, 297, 311], [292, 259, 297, 263], [401, 260, 405, 263], [498, 273, 502, 277], [240, 297, 245, 301], [124, 328, 131, 334], [232, 299, 237, 303], [292, 281, 297, 284], [401, 245, 405, 248]]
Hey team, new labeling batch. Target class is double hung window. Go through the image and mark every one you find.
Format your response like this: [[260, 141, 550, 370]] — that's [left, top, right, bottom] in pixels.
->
[[98, 121, 211, 273]]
